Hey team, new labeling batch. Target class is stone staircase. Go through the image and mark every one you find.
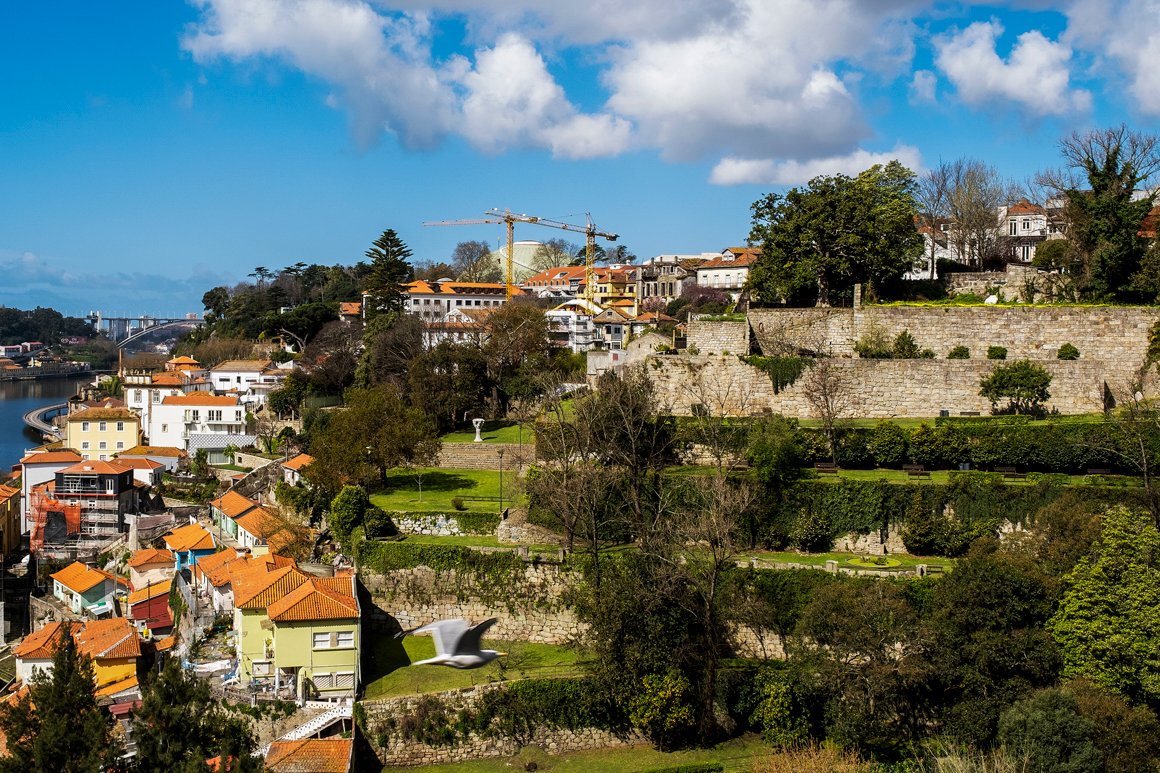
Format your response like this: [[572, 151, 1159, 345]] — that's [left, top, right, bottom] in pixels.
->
[[256, 702, 352, 757]]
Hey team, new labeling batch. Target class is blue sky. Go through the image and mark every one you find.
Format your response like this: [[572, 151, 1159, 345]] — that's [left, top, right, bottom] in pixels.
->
[[2, 0, 1158, 316]]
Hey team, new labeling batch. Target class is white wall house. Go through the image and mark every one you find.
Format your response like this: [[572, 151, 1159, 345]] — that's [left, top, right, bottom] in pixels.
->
[[695, 247, 759, 299], [148, 394, 249, 454], [209, 360, 286, 406], [401, 281, 522, 323]]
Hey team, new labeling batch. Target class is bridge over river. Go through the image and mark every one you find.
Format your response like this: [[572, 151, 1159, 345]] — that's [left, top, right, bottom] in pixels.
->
[[22, 403, 66, 438]]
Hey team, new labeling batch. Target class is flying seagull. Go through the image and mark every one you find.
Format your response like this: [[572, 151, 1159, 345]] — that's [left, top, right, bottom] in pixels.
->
[[405, 617, 504, 669]]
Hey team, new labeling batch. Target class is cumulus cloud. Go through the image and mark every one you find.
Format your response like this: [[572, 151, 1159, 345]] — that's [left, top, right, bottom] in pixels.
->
[[709, 143, 924, 186], [933, 20, 1091, 115], [1062, 0, 1160, 115]]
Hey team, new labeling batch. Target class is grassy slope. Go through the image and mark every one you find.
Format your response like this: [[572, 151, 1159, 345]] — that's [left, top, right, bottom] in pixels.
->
[[363, 636, 584, 700], [441, 420, 530, 445], [370, 468, 525, 512]]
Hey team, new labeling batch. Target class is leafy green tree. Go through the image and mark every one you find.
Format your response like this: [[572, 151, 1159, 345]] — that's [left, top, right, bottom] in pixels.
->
[[328, 484, 370, 540], [923, 545, 1062, 746], [867, 421, 908, 468], [748, 160, 923, 306], [1043, 125, 1159, 299], [1066, 679, 1160, 773], [481, 301, 551, 409], [628, 670, 696, 751], [406, 342, 490, 434], [1032, 238, 1069, 271], [1049, 506, 1160, 705], [306, 386, 440, 495], [979, 360, 1052, 415], [745, 415, 806, 498], [364, 229, 414, 317], [791, 579, 924, 753], [0, 633, 123, 773], [354, 311, 424, 389], [132, 659, 259, 772], [997, 688, 1102, 773]]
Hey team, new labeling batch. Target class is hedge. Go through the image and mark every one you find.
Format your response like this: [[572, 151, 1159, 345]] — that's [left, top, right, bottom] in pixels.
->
[[356, 541, 523, 575], [804, 419, 1129, 474], [743, 476, 1145, 549]]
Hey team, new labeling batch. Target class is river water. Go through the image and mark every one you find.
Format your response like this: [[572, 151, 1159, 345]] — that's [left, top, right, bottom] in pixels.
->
[[0, 375, 95, 473]]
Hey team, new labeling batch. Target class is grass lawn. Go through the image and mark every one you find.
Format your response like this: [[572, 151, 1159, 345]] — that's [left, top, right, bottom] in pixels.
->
[[362, 636, 585, 700], [741, 547, 954, 573], [404, 733, 771, 772], [370, 468, 524, 513], [441, 420, 531, 445], [399, 534, 563, 554]]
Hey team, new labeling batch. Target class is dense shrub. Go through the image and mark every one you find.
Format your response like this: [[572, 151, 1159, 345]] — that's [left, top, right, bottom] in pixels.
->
[[987, 345, 1008, 360], [834, 431, 873, 469], [937, 258, 973, 274], [853, 324, 893, 359], [892, 330, 920, 359], [947, 345, 970, 359], [1057, 343, 1080, 360], [980, 360, 1052, 416], [908, 423, 969, 468], [867, 421, 908, 468]]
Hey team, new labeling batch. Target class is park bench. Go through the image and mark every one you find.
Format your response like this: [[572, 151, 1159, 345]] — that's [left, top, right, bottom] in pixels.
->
[[1085, 468, 1111, 482], [994, 465, 1026, 480], [959, 411, 981, 416], [815, 462, 839, 476], [456, 495, 502, 502], [903, 464, 931, 479]]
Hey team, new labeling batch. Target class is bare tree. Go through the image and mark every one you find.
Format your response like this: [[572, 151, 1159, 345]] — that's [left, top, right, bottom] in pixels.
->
[[947, 159, 1016, 268], [530, 238, 580, 272], [916, 161, 952, 279], [801, 359, 852, 462], [1100, 376, 1160, 526]]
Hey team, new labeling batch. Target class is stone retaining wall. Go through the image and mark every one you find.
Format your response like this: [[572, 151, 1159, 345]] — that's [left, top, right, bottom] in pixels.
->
[[360, 563, 585, 644], [361, 684, 643, 767], [649, 354, 1134, 417], [687, 319, 750, 355], [748, 305, 1158, 364]]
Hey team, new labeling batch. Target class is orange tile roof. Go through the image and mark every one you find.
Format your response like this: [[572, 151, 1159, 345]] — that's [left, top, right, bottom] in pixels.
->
[[14, 621, 70, 660], [150, 372, 188, 386], [0, 484, 17, 502], [95, 674, 139, 698], [211, 490, 259, 519], [267, 576, 357, 622], [51, 562, 112, 594], [120, 445, 186, 458], [338, 302, 361, 316], [698, 250, 760, 270], [128, 578, 172, 605], [163, 522, 216, 553], [127, 548, 175, 568], [60, 460, 133, 475], [161, 394, 240, 407], [167, 356, 201, 365], [19, 450, 83, 465], [197, 549, 250, 587], [283, 453, 314, 471], [154, 635, 177, 652], [213, 359, 275, 372], [234, 566, 309, 610], [234, 506, 284, 539], [68, 407, 138, 421], [1007, 199, 1045, 215], [265, 738, 353, 773], [115, 457, 164, 471], [404, 280, 525, 297], [75, 618, 141, 660]]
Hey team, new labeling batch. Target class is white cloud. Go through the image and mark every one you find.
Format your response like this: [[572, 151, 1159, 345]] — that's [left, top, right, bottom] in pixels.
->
[[909, 69, 937, 104], [933, 20, 1091, 115], [1062, 0, 1160, 114], [709, 143, 924, 186], [450, 33, 630, 158]]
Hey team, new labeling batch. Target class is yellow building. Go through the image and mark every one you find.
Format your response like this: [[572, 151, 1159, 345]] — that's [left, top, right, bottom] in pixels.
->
[[65, 406, 142, 462], [13, 618, 141, 690]]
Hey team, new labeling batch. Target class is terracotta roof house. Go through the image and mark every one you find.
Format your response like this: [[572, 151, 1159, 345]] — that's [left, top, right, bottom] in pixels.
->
[[127, 548, 176, 590], [210, 490, 260, 540], [235, 506, 309, 555], [265, 738, 354, 773], [127, 578, 174, 636], [115, 445, 187, 473], [282, 454, 314, 487], [50, 561, 122, 617], [15, 618, 141, 689], [163, 523, 217, 570]]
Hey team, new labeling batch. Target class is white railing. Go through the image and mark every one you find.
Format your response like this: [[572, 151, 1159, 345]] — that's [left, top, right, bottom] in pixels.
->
[[256, 703, 352, 757]]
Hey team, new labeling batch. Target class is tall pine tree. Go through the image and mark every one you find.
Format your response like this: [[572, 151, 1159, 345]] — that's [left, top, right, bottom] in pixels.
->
[[0, 631, 122, 773], [364, 229, 414, 318]]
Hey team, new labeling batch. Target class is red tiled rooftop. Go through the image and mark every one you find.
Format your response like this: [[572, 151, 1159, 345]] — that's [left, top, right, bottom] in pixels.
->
[[127, 548, 175, 568], [265, 738, 353, 772], [267, 576, 358, 622]]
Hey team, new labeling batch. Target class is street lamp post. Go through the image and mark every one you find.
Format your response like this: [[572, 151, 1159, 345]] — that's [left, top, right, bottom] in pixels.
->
[[497, 448, 505, 514]]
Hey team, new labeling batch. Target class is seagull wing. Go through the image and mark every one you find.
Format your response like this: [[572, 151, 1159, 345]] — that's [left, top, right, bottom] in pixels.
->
[[454, 618, 497, 657], [415, 618, 468, 658]]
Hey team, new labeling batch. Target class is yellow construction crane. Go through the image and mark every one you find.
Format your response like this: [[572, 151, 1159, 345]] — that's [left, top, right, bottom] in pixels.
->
[[424, 209, 618, 302], [487, 209, 618, 304], [423, 210, 539, 299]]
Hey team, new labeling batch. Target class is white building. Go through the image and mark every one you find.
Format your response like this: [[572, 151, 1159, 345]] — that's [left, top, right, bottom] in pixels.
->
[[695, 247, 760, 299], [545, 299, 601, 352], [148, 394, 251, 456], [402, 280, 523, 323], [209, 359, 287, 406]]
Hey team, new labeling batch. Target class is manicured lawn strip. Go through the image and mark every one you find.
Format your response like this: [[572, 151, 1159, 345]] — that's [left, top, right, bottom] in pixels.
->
[[370, 468, 525, 513], [396, 534, 563, 554], [741, 548, 953, 573], [441, 420, 530, 445], [362, 637, 585, 700], [403, 733, 771, 772]]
